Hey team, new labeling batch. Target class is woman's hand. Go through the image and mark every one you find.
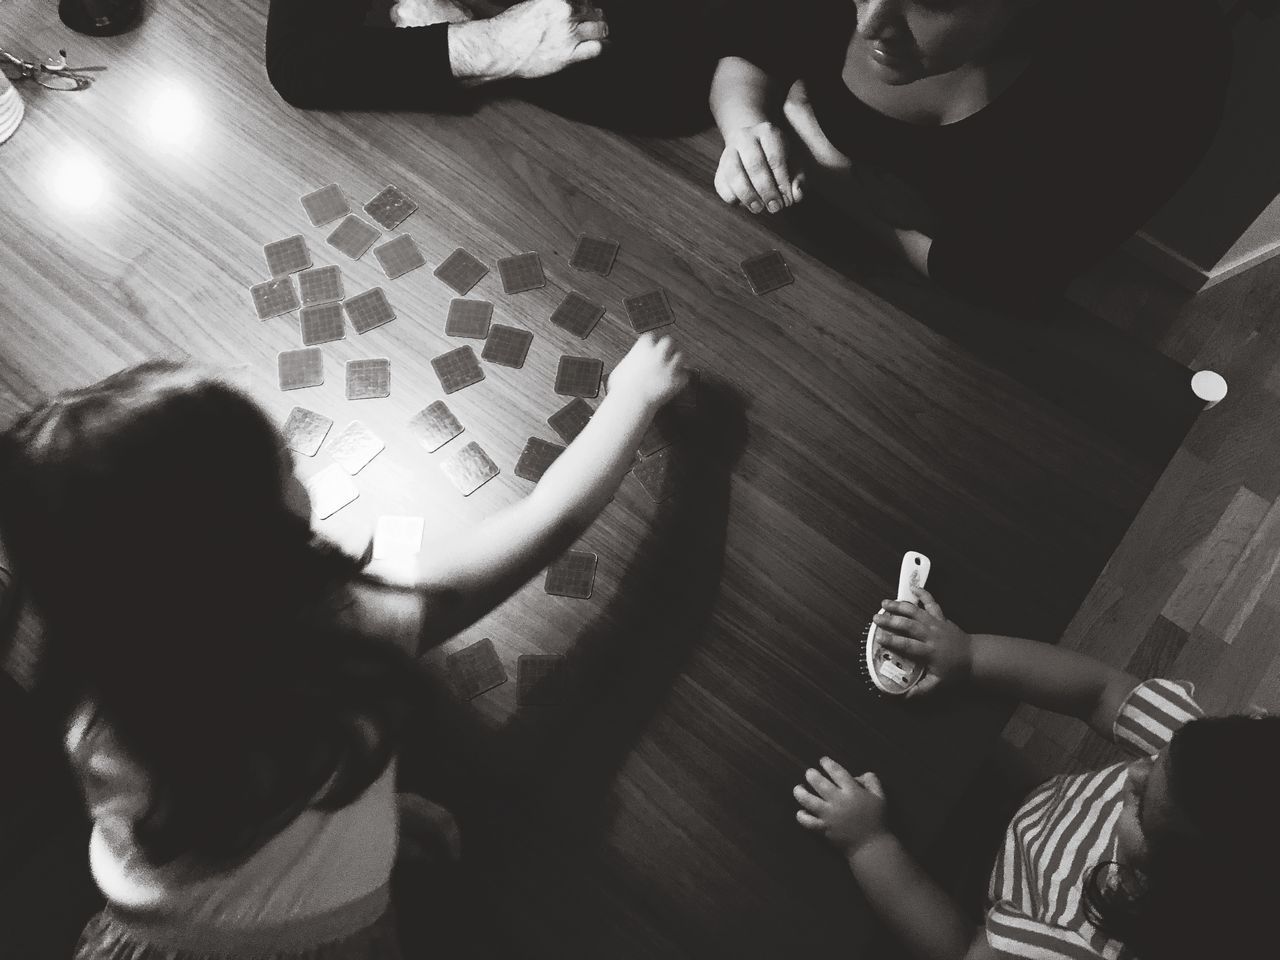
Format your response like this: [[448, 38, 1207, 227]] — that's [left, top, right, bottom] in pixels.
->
[[793, 757, 890, 858], [873, 587, 974, 697], [714, 121, 802, 215]]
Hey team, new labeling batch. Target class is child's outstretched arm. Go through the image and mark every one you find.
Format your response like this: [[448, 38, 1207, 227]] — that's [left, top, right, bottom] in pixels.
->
[[406, 334, 686, 653], [874, 588, 1140, 740]]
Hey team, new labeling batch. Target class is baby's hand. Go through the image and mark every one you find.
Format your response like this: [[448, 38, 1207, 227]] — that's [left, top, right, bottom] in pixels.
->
[[873, 587, 973, 697], [793, 757, 889, 858], [607, 334, 687, 415]]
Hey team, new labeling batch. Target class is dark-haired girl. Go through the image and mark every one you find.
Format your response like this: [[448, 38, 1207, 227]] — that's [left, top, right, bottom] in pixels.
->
[[793, 586, 1279, 960], [0, 334, 686, 960]]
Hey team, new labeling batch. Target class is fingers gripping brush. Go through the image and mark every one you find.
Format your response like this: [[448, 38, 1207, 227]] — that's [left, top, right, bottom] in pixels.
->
[[862, 551, 931, 696]]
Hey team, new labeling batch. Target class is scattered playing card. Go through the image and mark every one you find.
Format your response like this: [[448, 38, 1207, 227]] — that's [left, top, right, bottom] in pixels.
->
[[298, 265, 344, 306], [373, 233, 426, 280], [446, 638, 507, 700], [409, 400, 463, 453], [344, 287, 396, 335], [496, 252, 545, 294], [624, 289, 675, 333], [434, 248, 489, 296], [299, 302, 346, 346], [514, 437, 565, 482], [544, 550, 597, 599], [632, 446, 679, 502], [345, 358, 391, 400], [277, 347, 324, 391], [439, 440, 499, 496], [637, 415, 674, 458], [300, 183, 351, 227], [569, 235, 619, 277], [264, 235, 312, 277], [329, 420, 385, 474], [555, 355, 603, 398], [547, 397, 594, 443], [517, 654, 569, 706], [740, 249, 794, 295], [481, 324, 533, 368], [431, 346, 485, 394], [550, 291, 605, 339], [373, 515, 425, 561], [305, 464, 359, 520], [445, 298, 493, 339], [672, 370, 698, 408], [252, 277, 300, 320], [282, 406, 333, 457], [326, 215, 381, 261], [364, 184, 418, 231]]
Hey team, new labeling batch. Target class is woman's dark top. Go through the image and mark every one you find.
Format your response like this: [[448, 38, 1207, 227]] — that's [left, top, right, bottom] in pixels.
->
[[726, 0, 1231, 305]]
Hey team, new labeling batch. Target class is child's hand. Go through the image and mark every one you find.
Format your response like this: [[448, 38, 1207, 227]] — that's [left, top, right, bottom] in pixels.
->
[[606, 334, 688, 415], [793, 757, 889, 858], [873, 587, 973, 698]]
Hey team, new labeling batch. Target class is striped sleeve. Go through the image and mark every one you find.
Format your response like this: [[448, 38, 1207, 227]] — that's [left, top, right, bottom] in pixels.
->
[[986, 901, 1104, 960], [1111, 678, 1203, 756]]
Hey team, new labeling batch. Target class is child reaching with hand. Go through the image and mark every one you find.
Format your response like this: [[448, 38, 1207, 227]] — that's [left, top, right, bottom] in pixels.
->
[[0, 333, 685, 960], [793, 587, 1279, 960]]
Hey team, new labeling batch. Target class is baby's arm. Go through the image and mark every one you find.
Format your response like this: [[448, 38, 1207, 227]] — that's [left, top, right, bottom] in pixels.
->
[[403, 335, 685, 653], [710, 57, 797, 213], [875, 589, 1140, 740]]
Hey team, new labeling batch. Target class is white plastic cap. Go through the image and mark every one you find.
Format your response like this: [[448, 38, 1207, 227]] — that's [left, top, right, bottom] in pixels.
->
[[1191, 370, 1228, 405]]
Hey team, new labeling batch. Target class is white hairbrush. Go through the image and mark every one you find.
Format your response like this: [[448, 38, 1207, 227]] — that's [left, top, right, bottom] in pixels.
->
[[863, 551, 931, 696]]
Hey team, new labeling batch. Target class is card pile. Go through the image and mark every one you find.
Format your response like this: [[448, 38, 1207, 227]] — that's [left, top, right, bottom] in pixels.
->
[[298, 265, 344, 306], [300, 183, 351, 227], [555, 355, 603, 398], [328, 420, 385, 474], [570, 235, 619, 277], [514, 437, 565, 482], [409, 400, 463, 453], [445, 298, 493, 339], [623, 289, 675, 333], [740, 249, 794, 295], [550, 291, 605, 339], [282, 406, 333, 457], [431, 346, 485, 394], [252, 277, 300, 320], [326, 215, 381, 261], [345, 358, 391, 400], [305, 464, 359, 520], [299, 302, 346, 346], [277, 347, 324, 391], [264, 235, 312, 277], [517, 654, 568, 706], [344, 287, 396, 335], [497, 252, 545, 294], [373, 233, 426, 279], [363, 184, 417, 231], [481, 324, 533, 368], [439, 440, 499, 496], [446, 638, 507, 700], [434, 248, 488, 296], [544, 550, 597, 599], [547, 398, 593, 443]]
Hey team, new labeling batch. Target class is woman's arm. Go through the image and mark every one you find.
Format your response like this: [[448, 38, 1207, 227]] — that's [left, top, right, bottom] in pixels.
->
[[710, 57, 798, 213], [402, 335, 685, 654]]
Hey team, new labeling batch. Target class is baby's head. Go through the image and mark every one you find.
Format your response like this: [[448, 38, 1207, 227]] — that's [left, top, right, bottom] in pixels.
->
[[1087, 714, 1280, 958]]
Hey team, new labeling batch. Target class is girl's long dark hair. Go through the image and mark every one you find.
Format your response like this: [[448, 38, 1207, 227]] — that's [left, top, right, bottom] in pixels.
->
[[0, 361, 427, 869], [1082, 715, 1280, 959]]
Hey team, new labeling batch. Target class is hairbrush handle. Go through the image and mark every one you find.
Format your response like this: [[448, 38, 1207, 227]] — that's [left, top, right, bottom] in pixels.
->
[[896, 551, 931, 604]]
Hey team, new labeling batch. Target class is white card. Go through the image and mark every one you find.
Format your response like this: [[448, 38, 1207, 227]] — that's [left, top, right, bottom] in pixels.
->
[[373, 515, 425, 560]]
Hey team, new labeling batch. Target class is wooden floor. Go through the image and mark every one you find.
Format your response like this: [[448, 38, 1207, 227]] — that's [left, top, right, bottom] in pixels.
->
[[1, 2, 1275, 957]]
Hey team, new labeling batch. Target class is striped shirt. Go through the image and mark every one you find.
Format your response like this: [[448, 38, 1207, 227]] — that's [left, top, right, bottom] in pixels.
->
[[985, 678, 1203, 960]]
